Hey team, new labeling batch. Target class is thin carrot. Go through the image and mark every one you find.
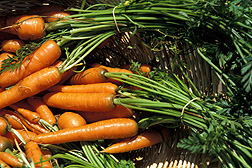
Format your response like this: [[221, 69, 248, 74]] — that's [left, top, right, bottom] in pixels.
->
[[25, 141, 52, 168], [27, 97, 56, 126], [1, 39, 25, 53], [0, 117, 10, 136], [0, 39, 61, 88], [0, 159, 11, 168], [0, 152, 23, 168], [43, 92, 116, 112], [0, 66, 62, 109], [21, 118, 49, 134], [3, 113, 24, 130], [47, 82, 118, 94], [34, 118, 138, 144], [4, 130, 37, 145], [79, 105, 133, 123], [69, 67, 108, 85], [0, 136, 13, 152], [42, 11, 70, 22], [9, 102, 41, 124], [57, 112, 87, 129], [102, 129, 167, 153]]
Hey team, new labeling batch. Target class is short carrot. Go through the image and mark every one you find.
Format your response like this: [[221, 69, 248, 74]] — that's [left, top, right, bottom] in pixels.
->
[[1, 111, 24, 130], [0, 117, 10, 136], [57, 112, 87, 129], [0, 152, 23, 168], [0, 136, 13, 152], [69, 67, 108, 85], [1, 39, 25, 53], [34, 118, 138, 144], [0, 39, 61, 88], [43, 92, 116, 112], [0, 66, 62, 109], [102, 129, 167, 153], [27, 97, 56, 126], [79, 105, 133, 123], [47, 82, 119, 94], [25, 141, 52, 168], [139, 64, 152, 76]]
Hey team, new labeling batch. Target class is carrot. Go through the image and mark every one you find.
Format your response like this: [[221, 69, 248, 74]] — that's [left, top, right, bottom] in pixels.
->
[[34, 118, 138, 144], [58, 112, 87, 129], [1, 39, 25, 53], [102, 129, 167, 153], [0, 159, 10, 168], [79, 105, 133, 123], [9, 103, 41, 124], [0, 117, 10, 136], [21, 118, 50, 134], [0, 66, 62, 109], [0, 152, 23, 168], [69, 67, 108, 85], [4, 130, 37, 145], [43, 92, 116, 112], [139, 64, 152, 76], [47, 82, 119, 94], [25, 141, 52, 168], [27, 97, 56, 126], [0, 39, 61, 88], [3, 113, 24, 130], [0, 136, 13, 152], [42, 11, 70, 22]]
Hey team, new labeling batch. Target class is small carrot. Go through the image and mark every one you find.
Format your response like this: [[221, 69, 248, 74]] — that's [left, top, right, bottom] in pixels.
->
[[1, 39, 25, 53], [102, 128, 168, 153], [58, 112, 87, 129], [0, 52, 15, 70], [43, 92, 116, 112], [34, 118, 138, 144], [47, 82, 119, 94], [21, 118, 49, 135], [69, 67, 108, 85], [0, 66, 62, 109], [0, 159, 10, 168], [0, 136, 13, 152], [27, 97, 56, 126], [0, 39, 61, 88], [139, 64, 152, 76], [42, 11, 70, 22], [0, 117, 10, 136], [25, 141, 52, 168], [1, 111, 24, 130], [5, 130, 37, 145], [0, 152, 23, 168], [79, 105, 133, 123]]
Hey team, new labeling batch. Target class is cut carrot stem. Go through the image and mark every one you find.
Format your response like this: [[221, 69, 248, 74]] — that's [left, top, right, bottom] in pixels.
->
[[0, 66, 62, 109], [69, 67, 108, 85], [0, 152, 24, 168], [33, 118, 138, 144], [27, 97, 56, 126], [0, 39, 61, 88], [43, 92, 116, 112], [1, 39, 25, 53], [47, 82, 118, 94], [57, 112, 87, 129]]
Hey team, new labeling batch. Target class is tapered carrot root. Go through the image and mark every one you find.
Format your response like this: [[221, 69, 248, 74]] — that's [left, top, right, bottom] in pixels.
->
[[25, 141, 52, 168], [34, 118, 138, 144], [102, 129, 167, 153], [27, 97, 56, 126], [43, 92, 115, 112], [69, 67, 108, 85], [1, 39, 25, 53], [0, 152, 23, 168], [0, 66, 62, 109], [0, 39, 61, 88], [47, 82, 118, 94], [79, 105, 133, 123], [58, 112, 87, 129]]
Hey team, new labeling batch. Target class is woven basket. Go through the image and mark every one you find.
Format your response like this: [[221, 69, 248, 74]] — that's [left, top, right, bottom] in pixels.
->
[[0, 1, 223, 167]]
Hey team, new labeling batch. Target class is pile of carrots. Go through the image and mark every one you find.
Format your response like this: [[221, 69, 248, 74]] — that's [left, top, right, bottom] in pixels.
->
[[0, 4, 170, 168]]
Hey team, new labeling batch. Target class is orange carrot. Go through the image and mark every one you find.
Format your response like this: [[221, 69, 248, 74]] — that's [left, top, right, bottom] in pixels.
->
[[79, 105, 133, 123], [0, 152, 23, 168], [0, 117, 9, 136], [27, 97, 56, 126], [9, 103, 41, 124], [0, 52, 15, 70], [0, 66, 62, 109], [1, 39, 25, 53], [47, 82, 118, 94], [139, 64, 152, 76], [42, 11, 70, 22], [58, 112, 87, 129], [0, 136, 13, 152], [5, 130, 37, 145], [43, 92, 115, 112], [3, 113, 24, 130], [0, 39, 61, 88], [0, 159, 11, 168], [34, 118, 138, 144], [69, 67, 108, 85], [21, 118, 49, 135], [102, 129, 167, 153], [25, 141, 52, 168]]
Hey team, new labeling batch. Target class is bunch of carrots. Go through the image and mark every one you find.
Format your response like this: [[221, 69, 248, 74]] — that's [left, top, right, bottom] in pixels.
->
[[0, 5, 170, 167]]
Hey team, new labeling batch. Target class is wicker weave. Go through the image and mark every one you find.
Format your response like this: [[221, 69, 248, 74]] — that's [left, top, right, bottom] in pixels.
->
[[0, 1, 223, 167]]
